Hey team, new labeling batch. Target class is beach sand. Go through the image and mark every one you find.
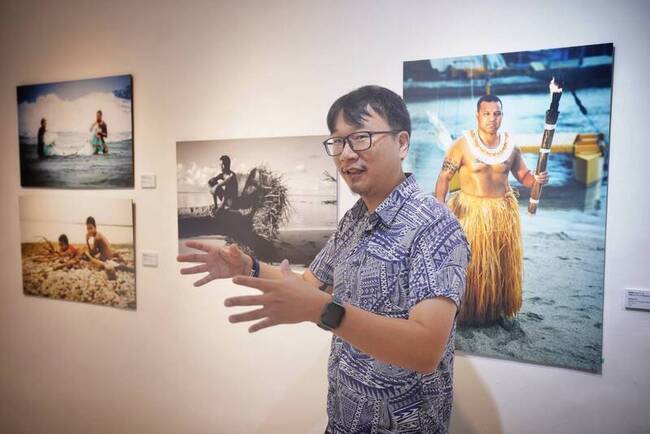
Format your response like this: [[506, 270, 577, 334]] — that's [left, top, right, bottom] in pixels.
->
[[21, 243, 136, 310], [179, 227, 333, 268], [456, 184, 606, 373]]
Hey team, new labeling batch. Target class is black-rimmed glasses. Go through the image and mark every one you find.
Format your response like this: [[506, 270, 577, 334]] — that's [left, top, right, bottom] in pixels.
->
[[322, 130, 400, 156]]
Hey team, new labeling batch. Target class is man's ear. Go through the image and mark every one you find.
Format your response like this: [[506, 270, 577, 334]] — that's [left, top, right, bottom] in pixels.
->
[[398, 131, 410, 161]]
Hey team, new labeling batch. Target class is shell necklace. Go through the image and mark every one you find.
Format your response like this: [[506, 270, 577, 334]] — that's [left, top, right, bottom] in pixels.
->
[[464, 129, 514, 165]]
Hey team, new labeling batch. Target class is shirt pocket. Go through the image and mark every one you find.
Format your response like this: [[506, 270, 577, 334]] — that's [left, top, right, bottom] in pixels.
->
[[361, 241, 410, 315]]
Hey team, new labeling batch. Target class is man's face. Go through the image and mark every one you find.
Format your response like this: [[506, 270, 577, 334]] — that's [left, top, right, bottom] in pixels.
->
[[476, 101, 503, 134], [330, 107, 408, 199], [220, 161, 225, 172], [86, 224, 96, 237], [96, 112, 102, 122]]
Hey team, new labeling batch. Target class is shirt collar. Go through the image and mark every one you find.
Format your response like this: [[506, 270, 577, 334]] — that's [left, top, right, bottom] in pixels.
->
[[350, 173, 419, 228]]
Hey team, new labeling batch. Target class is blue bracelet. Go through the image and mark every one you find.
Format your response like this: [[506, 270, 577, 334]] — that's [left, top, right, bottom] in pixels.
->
[[250, 256, 260, 278]]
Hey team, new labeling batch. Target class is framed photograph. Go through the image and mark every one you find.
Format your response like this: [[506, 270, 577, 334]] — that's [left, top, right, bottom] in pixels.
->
[[20, 195, 136, 310], [404, 43, 613, 372], [177, 135, 337, 267], [17, 74, 134, 188]]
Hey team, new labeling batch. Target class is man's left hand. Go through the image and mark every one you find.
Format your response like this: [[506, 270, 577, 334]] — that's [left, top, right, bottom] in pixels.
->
[[226, 260, 330, 332]]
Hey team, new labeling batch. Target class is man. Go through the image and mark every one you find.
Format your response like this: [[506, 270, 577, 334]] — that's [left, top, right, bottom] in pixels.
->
[[85, 216, 125, 280], [208, 155, 238, 212], [85, 216, 115, 261], [435, 95, 549, 325], [37, 118, 46, 158], [178, 86, 469, 433], [92, 110, 108, 154]]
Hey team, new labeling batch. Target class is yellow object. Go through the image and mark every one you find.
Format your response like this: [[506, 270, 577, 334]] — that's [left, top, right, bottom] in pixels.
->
[[519, 144, 574, 154], [574, 153, 602, 186], [449, 173, 461, 192], [448, 190, 523, 325]]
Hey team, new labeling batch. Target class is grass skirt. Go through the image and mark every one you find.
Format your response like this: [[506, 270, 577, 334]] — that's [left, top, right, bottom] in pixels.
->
[[448, 190, 523, 325]]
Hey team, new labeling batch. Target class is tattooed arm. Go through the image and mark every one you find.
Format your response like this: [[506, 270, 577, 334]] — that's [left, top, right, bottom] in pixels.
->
[[435, 141, 462, 203]]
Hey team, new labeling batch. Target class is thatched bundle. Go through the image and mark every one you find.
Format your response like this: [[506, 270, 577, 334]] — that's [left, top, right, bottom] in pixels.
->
[[243, 166, 292, 241]]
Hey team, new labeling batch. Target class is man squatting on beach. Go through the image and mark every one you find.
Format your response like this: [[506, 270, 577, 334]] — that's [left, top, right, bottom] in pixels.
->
[[435, 95, 549, 325], [85, 216, 128, 279], [178, 86, 470, 433]]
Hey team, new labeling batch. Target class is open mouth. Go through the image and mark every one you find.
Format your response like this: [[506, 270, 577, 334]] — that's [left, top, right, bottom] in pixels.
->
[[342, 167, 366, 176]]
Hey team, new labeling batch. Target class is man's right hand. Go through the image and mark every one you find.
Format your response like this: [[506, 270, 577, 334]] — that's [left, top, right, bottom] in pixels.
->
[[177, 241, 251, 287]]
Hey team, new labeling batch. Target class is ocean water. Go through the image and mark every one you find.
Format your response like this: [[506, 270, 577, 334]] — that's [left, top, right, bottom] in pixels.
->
[[20, 132, 134, 188], [177, 192, 337, 230]]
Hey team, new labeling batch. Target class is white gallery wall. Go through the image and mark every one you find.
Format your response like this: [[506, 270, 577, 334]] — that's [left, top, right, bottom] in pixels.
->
[[1, 0, 648, 433]]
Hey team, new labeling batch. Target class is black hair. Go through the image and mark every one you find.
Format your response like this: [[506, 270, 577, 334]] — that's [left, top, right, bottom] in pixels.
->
[[326, 85, 411, 135], [97, 110, 102, 115], [58, 234, 69, 245], [220, 155, 231, 171], [86, 216, 96, 227], [476, 95, 503, 112], [40, 118, 46, 125]]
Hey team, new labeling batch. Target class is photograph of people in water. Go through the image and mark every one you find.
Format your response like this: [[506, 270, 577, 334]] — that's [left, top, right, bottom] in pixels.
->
[[17, 74, 133, 188]]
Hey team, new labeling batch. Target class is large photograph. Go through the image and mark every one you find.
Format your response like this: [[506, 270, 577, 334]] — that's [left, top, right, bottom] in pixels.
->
[[177, 135, 337, 267], [404, 43, 613, 372], [20, 195, 136, 310], [17, 74, 134, 188]]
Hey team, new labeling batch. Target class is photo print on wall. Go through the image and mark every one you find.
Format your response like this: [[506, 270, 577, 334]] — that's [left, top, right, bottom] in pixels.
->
[[177, 135, 337, 267], [403, 43, 613, 372], [20, 195, 136, 310], [17, 74, 134, 188]]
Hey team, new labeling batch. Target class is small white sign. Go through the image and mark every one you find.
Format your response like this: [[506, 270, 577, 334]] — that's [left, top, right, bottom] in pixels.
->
[[141, 173, 157, 189], [625, 289, 650, 311], [142, 250, 159, 267]]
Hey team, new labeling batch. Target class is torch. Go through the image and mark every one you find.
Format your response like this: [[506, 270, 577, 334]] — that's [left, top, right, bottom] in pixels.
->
[[528, 78, 563, 215]]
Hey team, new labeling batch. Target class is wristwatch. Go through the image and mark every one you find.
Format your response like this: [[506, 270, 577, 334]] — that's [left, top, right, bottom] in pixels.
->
[[318, 297, 346, 331]]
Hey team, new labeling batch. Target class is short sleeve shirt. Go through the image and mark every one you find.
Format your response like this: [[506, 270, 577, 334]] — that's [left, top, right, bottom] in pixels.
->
[[310, 174, 470, 434]]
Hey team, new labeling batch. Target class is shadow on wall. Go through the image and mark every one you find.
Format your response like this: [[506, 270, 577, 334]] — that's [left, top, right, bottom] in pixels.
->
[[451, 354, 503, 434]]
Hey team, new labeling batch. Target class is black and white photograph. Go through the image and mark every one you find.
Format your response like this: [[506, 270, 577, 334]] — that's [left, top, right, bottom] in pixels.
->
[[177, 135, 337, 267]]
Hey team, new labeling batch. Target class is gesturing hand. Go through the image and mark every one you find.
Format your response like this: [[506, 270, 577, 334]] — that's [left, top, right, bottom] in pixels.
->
[[225, 260, 330, 333], [177, 241, 250, 286]]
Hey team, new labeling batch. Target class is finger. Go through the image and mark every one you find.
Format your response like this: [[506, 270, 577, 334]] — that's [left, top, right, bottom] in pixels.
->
[[228, 244, 241, 257], [177, 253, 207, 263], [180, 264, 208, 275], [194, 274, 217, 287], [229, 308, 266, 323], [183, 240, 213, 253], [232, 276, 278, 293], [249, 318, 275, 333], [225, 295, 266, 307], [279, 259, 292, 278]]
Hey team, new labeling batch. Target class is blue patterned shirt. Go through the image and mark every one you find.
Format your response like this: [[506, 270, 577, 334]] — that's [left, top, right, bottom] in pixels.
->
[[310, 174, 470, 434]]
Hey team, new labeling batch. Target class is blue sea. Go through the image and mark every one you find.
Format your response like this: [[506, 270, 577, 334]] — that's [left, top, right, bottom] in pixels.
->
[[19, 132, 134, 188]]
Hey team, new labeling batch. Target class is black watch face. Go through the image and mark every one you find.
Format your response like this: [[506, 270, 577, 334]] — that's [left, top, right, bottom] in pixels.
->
[[321, 301, 345, 330]]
